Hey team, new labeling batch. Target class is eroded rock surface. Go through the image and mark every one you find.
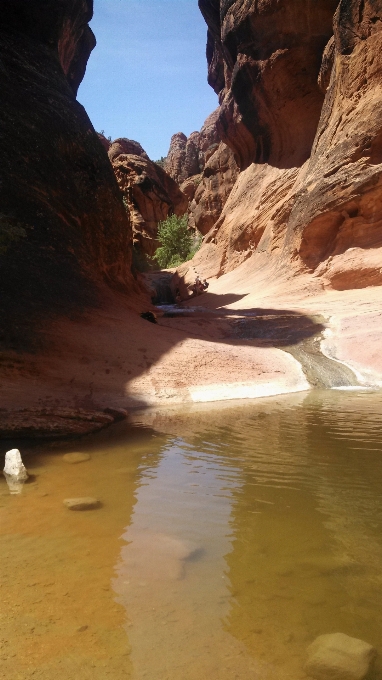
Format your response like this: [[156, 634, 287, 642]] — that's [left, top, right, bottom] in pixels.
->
[[188, 141, 239, 235], [177, 0, 382, 292], [110, 139, 188, 256], [0, 408, 127, 439]]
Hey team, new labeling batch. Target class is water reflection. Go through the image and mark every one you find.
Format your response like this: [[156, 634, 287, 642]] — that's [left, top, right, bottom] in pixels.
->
[[2, 391, 382, 679], [129, 391, 382, 680], [112, 442, 265, 679]]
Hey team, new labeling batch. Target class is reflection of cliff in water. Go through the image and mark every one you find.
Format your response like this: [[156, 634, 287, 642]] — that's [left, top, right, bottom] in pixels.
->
[[132, 391, 382, 679], [220, 391, 382, 675], [111, 435, 266, 680]]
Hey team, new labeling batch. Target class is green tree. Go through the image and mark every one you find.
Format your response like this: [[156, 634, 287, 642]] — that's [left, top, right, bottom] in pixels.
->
[[153, 214, 192, 268]]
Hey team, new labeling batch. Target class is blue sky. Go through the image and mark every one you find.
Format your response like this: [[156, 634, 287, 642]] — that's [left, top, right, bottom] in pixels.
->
[[78, 0, 218, 160]]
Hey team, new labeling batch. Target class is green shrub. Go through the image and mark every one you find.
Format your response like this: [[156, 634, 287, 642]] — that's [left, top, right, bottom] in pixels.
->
[[153, 214, 193, 269]]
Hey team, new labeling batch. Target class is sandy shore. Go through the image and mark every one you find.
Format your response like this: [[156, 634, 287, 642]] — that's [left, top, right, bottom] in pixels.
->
[[1, 256, 382, 437]]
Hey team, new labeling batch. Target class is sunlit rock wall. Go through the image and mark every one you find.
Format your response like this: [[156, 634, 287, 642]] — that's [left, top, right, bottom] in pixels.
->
[[182, 0, 382, 291], [165, 109, 239, 236], [0, 0, 133, 349]]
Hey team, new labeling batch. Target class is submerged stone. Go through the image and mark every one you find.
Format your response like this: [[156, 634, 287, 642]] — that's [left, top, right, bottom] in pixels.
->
[[305, 632, 376, 680], [64, 497, 100, 511], [63, 453, 91, 464]]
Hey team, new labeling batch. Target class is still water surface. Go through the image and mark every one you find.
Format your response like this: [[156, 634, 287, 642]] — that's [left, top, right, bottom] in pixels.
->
[[1, 390, 382, 680]]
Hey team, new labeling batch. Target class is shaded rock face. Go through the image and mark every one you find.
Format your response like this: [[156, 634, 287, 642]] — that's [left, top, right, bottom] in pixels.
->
[[0, 0, 133, 350], [180, 0, 382, 291], [110, 142, 188, 256]]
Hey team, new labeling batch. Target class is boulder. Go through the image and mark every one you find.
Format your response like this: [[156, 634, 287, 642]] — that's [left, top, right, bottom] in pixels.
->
[[108, 138, 149, 163], [305, 633, 376, 680], [3, 449, 28, 481]]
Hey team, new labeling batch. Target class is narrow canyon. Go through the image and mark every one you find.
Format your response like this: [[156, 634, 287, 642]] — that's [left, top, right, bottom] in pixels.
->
[[1, 0, 382, 438]]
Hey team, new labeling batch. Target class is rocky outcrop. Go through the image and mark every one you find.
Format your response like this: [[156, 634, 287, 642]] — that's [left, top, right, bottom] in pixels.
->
[[199, 0, 337, 171], [165, 109, 239, 236], [0, 407, 127, 439], [109, 139, 188, 256], [0, 0, 133, 351], [164, 132, 201, 184], [177, 0, 382, 292]]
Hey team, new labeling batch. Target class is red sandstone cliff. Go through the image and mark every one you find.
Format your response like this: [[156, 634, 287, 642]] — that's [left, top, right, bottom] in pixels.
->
[[109, 139, 188, 257], [0, 0, 133, 351], [164, 109, 239, 236], [177, 0, 382, 293]]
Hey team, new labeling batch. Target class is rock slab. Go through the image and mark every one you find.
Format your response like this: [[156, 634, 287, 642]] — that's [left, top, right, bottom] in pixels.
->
[[305, 632, 376, 680], [64, 497, 100, 511]]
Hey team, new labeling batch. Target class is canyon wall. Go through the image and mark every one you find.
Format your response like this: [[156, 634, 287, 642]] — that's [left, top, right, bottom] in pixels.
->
[[106, 138, 188, 257], [0, 0, 133, 350], [178, 0, 382, 292], [165, 109, 239, 236]]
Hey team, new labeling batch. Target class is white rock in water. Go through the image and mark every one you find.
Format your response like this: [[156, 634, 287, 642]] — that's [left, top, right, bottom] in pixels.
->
[[3, 449, 28, 481], [305, 633, 376, 680]]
